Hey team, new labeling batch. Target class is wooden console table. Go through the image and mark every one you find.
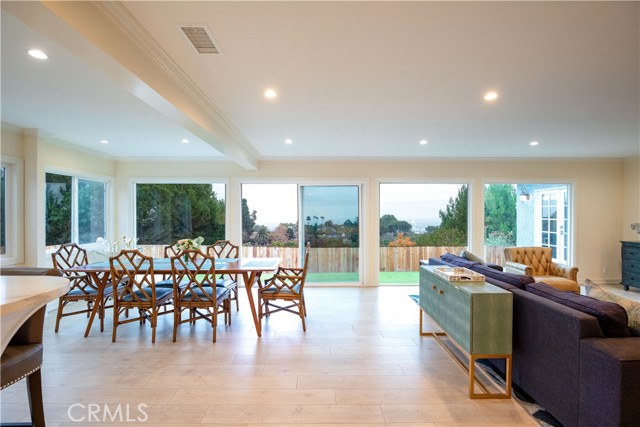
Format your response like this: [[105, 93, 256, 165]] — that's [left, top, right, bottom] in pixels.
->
[[419, 265, 513, 399]]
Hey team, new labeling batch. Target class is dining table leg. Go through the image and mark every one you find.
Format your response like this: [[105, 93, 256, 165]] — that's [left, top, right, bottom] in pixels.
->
[[84, 272, 109, 338], [242, 271, 262, 337]]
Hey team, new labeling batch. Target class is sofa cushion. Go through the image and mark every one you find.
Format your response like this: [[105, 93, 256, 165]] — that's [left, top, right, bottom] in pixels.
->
[[525, 282, 631, 338], [470, 264, 534, 290], [584, 279, 640, 337], [460, 250, 485, 264], [440, 253, 479, 269]]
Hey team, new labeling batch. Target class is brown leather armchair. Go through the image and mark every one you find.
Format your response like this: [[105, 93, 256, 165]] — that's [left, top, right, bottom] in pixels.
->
[[503, 246, 579, 292], [1, 267, 61, 427]]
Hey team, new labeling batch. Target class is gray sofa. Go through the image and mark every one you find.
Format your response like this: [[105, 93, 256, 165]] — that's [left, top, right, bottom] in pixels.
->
[[428, 254, 640, 427]]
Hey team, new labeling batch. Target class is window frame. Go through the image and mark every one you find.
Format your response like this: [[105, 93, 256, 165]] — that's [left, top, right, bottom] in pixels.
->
[[1, 155, 24, 265], [45, 168, 112, 251]]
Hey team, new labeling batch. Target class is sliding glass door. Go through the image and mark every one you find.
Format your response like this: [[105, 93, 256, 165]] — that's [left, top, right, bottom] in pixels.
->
[[300, 185, 360, 283]]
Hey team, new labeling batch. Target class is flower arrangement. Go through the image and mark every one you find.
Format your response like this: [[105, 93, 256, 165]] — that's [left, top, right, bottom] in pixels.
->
[[175, 236, 204, 252]]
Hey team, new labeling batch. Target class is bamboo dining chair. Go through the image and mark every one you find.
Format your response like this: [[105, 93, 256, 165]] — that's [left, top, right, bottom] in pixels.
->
[[109, 249, 174, 343], [155, 243, 183, 289], [258, 243, 310, 331], [206, 240, 240, 311], [170, 250, 231, 342], [51, 243, 113, 333]]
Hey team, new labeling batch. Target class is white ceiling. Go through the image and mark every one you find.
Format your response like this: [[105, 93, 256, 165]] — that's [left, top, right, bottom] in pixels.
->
[[2, 1, 639, 168]]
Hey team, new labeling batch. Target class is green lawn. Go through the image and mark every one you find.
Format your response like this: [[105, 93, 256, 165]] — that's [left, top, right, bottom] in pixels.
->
[[304, 271, 419, 284]]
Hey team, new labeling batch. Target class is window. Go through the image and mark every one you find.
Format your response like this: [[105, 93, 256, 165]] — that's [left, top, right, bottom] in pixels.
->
[[45, 172, 108, 249], [241, 182, 361, 283], [0, 156, 24, 264], [241, 183, 298, 247], [379, 183, 468, 284], [301, 185, 360, 283], [483, 183, 572, 265], [135, 183, 225, 245]]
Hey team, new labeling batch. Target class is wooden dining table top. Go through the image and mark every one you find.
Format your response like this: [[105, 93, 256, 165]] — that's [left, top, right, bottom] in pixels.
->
[[68, 257, 282, 274]]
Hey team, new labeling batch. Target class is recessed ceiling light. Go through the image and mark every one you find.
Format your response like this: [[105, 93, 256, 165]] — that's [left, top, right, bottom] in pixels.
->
[[27, 49, 48, 60], [484, 91, 498, 101], [419, 139, 428, 145], [99, 139, 109, 144], [529, 141, 539, 146], [285, 139, 293, 144], [264, 88, 277, 99], [181, 139, 189, 144]]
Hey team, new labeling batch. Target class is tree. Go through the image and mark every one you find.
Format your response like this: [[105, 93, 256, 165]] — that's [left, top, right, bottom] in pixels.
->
[[136, 184, 226, 244], [414, 185, 468, 246], [388, 232, 417, 247], [45, 174, 72, 245], [484, 184, 517, 245], [439, 185, 468, 234], [241, 198, 257, 240]]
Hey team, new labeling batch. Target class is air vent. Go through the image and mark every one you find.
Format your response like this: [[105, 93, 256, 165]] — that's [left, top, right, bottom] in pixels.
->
[[178, 25, 222, 55]]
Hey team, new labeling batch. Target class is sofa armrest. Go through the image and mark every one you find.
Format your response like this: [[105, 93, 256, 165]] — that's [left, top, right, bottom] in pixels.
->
[[550, 262, 578, 281], [504, 261, 533, 276], [579, 337, 640, 427], [486, 263, 504, 272]]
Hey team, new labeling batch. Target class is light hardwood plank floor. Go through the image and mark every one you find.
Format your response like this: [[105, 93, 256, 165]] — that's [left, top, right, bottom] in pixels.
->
[[1, 286, 539, 426]]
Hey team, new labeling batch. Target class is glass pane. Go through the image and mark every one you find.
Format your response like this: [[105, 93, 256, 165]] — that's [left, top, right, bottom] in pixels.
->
[[46, 173, 72, 246], [484, 183, 571, 266], [381, 183, 469, 284], [302, 185, 359, 283], [241, 183, 298, 247], [550, 233, 557, 246], [136, 183, 225, 245], [0, 166, 5, 255], [78, 179, 106, 244]]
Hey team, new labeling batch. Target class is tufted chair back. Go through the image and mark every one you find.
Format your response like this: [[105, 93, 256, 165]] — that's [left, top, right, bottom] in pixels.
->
[[503, 247, 553, 275]]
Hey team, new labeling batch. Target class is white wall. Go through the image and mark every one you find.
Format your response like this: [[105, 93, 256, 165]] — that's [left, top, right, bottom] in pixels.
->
[[116, 158, 627, 286], [1, 128, 116, 267], [622, 156, 640, 243]]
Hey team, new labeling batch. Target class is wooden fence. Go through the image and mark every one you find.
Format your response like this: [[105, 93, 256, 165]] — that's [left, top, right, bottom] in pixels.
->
[[138, 244, 508, 273]]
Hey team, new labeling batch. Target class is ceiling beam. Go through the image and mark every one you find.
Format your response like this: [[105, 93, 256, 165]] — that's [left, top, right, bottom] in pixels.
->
[[4, 1, 259, 170]]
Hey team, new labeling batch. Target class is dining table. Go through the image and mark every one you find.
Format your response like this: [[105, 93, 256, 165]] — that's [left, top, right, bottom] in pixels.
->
[[68, 256, 282, 338]]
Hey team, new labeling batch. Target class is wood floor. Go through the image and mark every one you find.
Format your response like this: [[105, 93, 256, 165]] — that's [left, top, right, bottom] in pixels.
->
[[2, 285, 557, 426]]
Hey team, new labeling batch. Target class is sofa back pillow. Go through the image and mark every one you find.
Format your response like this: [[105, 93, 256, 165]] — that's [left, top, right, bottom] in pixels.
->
[[525, 282, 631, 337], [469, 264, 534, 290], [440, 253, 479, 269]]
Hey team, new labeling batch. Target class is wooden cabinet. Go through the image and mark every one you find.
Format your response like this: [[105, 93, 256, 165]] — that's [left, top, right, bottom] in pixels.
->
[[621, 241, 640, 291]]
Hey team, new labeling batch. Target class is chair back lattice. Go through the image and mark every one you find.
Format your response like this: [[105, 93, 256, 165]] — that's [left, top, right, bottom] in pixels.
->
[[110, 250, 157, 308], [51, 243, 89, 271], [51, 243, 97, 294], [164, 244, 182, 258], [264, 243, 310, 296], [206, 240, 239, 259], [171, 250, 219, 303], [207, 240, 239, 281]]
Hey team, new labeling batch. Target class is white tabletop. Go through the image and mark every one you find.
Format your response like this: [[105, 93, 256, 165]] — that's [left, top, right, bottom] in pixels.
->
[[0, 276, 69, 353]]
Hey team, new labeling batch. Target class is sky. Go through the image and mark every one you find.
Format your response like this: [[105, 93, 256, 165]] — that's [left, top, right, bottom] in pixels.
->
[[240, 183, 464, 231]]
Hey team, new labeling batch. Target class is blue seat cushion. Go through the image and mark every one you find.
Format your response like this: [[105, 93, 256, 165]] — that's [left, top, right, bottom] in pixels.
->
[[179, 287, 229, 302], [155, 278, 174, 288], [216, 278, 237, 289], [261, 283, 301, 295], [122, 287, 173, 302], [67, 288, 99, 296]]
